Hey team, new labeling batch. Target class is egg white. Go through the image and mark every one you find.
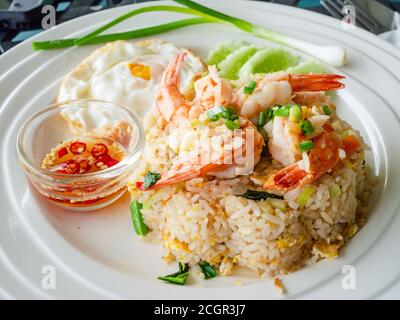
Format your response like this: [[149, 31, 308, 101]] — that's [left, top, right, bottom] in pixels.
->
[[58, 39, 205, 131]]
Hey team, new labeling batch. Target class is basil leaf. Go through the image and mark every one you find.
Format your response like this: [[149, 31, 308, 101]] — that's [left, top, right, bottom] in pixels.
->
[[158, 263, 190, 285], [143, 171, 161, 189], [240, 189, 283, 201]]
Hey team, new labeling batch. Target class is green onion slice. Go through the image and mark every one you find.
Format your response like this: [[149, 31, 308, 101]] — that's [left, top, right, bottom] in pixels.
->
[[299, 140, 314, 152], [243, 81, 257, 94], [289, 105, 302, 122], [300, 120, 315, 136], [225, 119, 240, 131], [323, 105, 332, 115], [130, 200, 149, 236], [273, 106, 290, 118], [199, 261, 218, 279]]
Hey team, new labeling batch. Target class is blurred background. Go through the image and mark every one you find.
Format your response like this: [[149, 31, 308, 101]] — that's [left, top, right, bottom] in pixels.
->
[[0, 0, 399, 54]]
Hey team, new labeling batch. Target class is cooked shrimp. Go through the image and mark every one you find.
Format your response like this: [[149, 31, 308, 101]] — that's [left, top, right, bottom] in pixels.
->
[[235, 72, 345, 118], [139, 54, 264, 190], [194, 65, 232, 109], [263, 128, 343, 192], [265, 116, 302, 167]]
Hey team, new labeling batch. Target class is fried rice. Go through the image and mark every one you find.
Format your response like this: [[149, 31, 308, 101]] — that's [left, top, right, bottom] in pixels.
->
[[128, 103, 374, 277]]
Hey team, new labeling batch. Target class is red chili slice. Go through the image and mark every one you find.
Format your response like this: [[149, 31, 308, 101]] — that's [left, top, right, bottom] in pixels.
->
[[57, 147, 68, 159], [70, 141, 87, 155], [96, 154, 119, 168], [56, 160, 80, 174], [91, 143, 108, 158], [135, 181, 144, 189], [77, 159, 92, 174]]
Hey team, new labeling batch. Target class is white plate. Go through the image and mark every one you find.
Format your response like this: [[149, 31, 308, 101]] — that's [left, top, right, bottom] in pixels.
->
[[1, 0, 400, 299]]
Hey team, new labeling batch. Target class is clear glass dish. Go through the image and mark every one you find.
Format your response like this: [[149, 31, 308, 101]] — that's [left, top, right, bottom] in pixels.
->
[[17, 99, 145, 211]]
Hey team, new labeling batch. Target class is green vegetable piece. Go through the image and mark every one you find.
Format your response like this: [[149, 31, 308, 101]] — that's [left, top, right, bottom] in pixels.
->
[[258, 111, 267, 126], [257, 126, 269, 142], [240, 189, 283, 201], [299, 140, 314, 152], [243, 81, 257, 94], [225, 119, 240, 131], [218, 45, 258, 80], [130, 201, 149, 236], [158, 263, 190, 285], [221, 111, 230, 119], [297, 187, 315, 206], [273, 106, 290, 118], [239, 48, 300, 77], [210, 115, 220, 122], [289, 105, 302, 122], [143, 171, 161, 189], [323, 105, 332, 115], [229, 114, 239, 121], [300, 120, 315, 136], [287, 59, 326, 75], [207, 40, 248, 66], [199, 261, 218, 279]]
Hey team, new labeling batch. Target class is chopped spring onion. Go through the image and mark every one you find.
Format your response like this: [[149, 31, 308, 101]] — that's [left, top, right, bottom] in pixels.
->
[[329, 184, 342, 199], [229, 114, 239, 121], [273, 106, 290, 118], [297, 187, 315, 206], [225, 119, 240, 131], [323, 105, 332, 115], [289, 105, 302, 122], [199, 261, 218, 279], [299, 140, 314, 152], [241, 189, 283, 201], [158, 262, 190, 285], [143, 171, 161, 189], [206, 105, 227, 118], [243, 81, 257, 94], [221, 110, 231, 119], [300, 120, 315, 136], [210, 115, 219, 122], [130, 200, 149, 236], [258, 111, 267, 126]]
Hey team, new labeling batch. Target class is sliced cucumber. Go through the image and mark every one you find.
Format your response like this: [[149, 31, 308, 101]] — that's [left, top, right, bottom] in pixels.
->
[[219, 45, 259, 80], [287, 59, 326, 74], [207, 40, 248, 67], [239, 48, 300, 77]]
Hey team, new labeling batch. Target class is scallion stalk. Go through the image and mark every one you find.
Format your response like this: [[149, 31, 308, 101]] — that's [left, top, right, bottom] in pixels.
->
[[74, 5, 218, 45], [32, 18, 212, 50]]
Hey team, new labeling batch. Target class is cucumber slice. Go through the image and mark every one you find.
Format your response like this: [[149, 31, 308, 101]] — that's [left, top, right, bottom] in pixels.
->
[[287, 59, 326, 74], [239, 48, 300, 77], [207, 40, 248, 67], [219, 46, 259, 80]]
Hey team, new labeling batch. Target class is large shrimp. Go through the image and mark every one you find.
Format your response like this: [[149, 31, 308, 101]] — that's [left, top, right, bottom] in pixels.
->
[[263, 124, 344, 192], [139, 53, 263, 190], [234, 72, 345, 118]]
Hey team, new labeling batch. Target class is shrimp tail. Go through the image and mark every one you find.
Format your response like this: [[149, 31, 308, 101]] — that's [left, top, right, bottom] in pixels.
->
[[289, 74, 345, 92], [263, 131, 342, 192], [156, 53, 187, 121]]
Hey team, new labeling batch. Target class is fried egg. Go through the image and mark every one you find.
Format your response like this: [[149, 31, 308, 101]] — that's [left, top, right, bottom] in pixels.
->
[[58, 39, 205, 131]]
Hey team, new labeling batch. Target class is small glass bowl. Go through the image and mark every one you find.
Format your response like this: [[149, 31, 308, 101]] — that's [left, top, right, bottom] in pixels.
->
[[17, 100, 145, 211]]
